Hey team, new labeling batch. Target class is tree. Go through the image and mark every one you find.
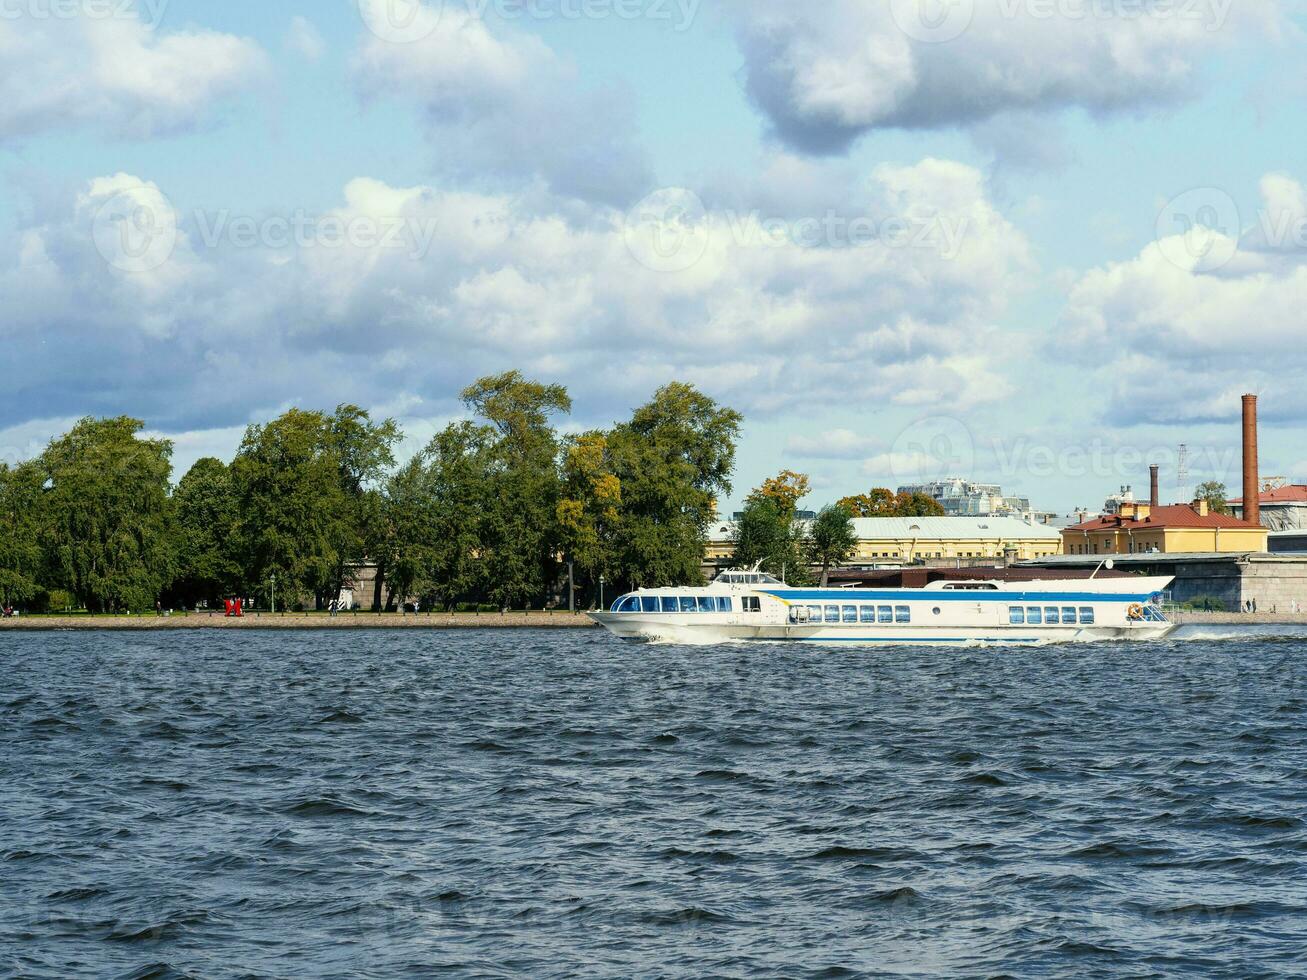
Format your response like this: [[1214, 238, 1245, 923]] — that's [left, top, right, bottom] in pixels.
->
[[39, 417, 175, 613], [750, 470, 810, 518], [608, 383, 742, 589], [231, 406, 399, 609], [464, 373, 572, 610], [556, 432, 622, 604], [1195, 480, 1232, 515], [807, 504, 857, 585], [170, 457, 241, 607], [730, 496, 809, 583], [838, 488, 898, 517], [838, 488, 945, 517], [0, 461, 45, 609], [893, 491, 946, 517]]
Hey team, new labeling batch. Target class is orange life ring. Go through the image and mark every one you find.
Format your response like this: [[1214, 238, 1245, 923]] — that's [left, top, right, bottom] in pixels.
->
[[1127, 604, 1144, 620]]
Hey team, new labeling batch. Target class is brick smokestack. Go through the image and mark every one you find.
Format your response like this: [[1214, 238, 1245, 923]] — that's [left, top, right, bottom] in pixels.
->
[[1149, 465, 1160, 508], [1242, 394, 1260, 526]]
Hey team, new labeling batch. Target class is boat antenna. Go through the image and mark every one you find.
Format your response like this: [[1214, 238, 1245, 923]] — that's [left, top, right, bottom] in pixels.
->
[[1090, 558, 1115, 580]]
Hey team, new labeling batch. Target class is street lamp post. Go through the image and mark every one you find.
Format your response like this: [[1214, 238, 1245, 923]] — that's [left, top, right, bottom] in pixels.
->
[[599, 575, 606, 612], [271, 573, 276, 614]]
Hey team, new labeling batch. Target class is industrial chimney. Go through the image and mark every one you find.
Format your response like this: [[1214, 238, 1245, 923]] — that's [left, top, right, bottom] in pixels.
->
[[1242, 394, 1260, 526], [1149, 465, 1160, 508]]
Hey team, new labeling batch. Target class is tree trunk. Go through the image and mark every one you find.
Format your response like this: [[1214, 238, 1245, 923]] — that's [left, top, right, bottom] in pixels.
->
[[372, 559, 386, 612]]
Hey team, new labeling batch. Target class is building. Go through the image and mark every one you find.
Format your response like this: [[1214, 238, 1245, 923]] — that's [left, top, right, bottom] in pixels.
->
[[1061, 500, 1268, 556], [897, 478, 1035, 518], [1230, 485, 1307, 531], [706, 516, 1063, 567]]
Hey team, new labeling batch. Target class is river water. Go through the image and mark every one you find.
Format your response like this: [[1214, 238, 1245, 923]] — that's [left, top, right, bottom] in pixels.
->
[[3, 627, 1307, 978]]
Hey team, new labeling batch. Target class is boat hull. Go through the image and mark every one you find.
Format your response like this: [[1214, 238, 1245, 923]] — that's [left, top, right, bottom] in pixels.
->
[[588, 613, 1177, 646]]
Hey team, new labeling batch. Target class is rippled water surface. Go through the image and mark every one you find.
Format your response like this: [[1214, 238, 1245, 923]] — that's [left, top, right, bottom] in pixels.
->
[[4, 627, 1307, 978]]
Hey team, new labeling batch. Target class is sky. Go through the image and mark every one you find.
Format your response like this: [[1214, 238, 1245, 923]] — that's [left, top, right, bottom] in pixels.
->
[[2, 0, 1307, 514]]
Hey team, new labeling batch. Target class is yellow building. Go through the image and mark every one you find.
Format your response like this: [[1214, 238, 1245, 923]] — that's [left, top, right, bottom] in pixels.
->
[[1062, 501, 1268, 556], [707, 516, 1063, 565]]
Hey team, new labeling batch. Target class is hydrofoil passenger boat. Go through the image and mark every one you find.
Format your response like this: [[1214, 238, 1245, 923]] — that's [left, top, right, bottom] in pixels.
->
[[590, 566, 1175, 645]]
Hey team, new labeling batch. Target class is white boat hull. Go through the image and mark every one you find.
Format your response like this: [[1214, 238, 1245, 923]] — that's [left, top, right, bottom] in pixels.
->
[[589, 613, 1176, 646]]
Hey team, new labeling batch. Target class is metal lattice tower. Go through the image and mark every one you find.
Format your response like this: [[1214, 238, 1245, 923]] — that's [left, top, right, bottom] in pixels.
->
[[1177, 444, 1190, 504]]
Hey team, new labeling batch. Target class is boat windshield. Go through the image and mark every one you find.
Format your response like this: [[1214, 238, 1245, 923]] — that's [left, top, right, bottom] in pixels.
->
[[717, 571, 782, 585]]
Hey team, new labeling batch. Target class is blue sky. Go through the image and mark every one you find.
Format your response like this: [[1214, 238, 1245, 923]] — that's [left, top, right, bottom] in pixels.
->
[[2, 0, 1306, 513]]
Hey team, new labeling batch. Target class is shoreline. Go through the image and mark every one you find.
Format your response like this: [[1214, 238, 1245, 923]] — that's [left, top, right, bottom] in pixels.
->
[[0, 611, 599, 631], [1169, 611, 1307, 626]]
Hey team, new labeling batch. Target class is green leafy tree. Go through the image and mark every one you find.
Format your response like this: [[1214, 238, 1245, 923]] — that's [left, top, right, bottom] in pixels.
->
[[607, 383, 742, 589], [0, 461, 45, 609], [170, 457, 241, 607], [231, 405, 399, 608], [894, 491, 946, 517], [1195, 480, 1232, 515], [556, 432, 622, 603], [731, 496, 810, 583], [39, 417, 175, 613], [461, 372, 572, 610], [807, 504, 858, 585]]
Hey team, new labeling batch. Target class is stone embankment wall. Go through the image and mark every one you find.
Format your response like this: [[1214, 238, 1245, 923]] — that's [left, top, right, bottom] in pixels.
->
[[0, 612, 599, 631]]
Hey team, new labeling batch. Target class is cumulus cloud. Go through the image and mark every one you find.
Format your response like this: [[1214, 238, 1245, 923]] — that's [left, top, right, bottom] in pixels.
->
[[0, 10, 266, 141], [730, 0, 1276, 154], [1058, 172, 1307, 424], [351, 3, 649, 205], [1, 158, 1031, 438], [286, 15, 326, 61]]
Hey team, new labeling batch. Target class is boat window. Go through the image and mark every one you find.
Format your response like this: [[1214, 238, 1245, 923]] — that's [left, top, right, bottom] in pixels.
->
[[878, 606, 893, 624], [743, 597, 761, 613], [1010, 607, 1025, 624], [617, 595, 641, 613], [842, 605, 857, 623], [641, 597, 659, 613], [1044, 607, 1060, 625], [680, 596, 698, 613], [697, 596, 716, 613], [895, 606, 911, 623], [1062, 607, 1078, 624], [660, 596, 678, 613], [824, 606, 840, 623], [1079, 607, 1095, 624], [747, 574, 760, 584], [1027, 607, 1042, 625], [860, 606, 876, 624], [718, 597, 733, 613]]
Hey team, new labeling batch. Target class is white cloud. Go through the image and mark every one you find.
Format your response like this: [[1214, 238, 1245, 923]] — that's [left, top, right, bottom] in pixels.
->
[[0, 12, 266, 141], [286, 16, 326, 61], [350, 3, 649, 204], [730, 0, 1277, 154], [786, 429, 882, 459], [2, 158, 1031, 437], [1058, 173, 1307, 423]]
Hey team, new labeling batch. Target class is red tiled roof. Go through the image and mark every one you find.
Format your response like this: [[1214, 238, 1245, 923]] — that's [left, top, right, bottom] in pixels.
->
[[1229, 485, 1307, 505], [1065, 504, 1264, 533]]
